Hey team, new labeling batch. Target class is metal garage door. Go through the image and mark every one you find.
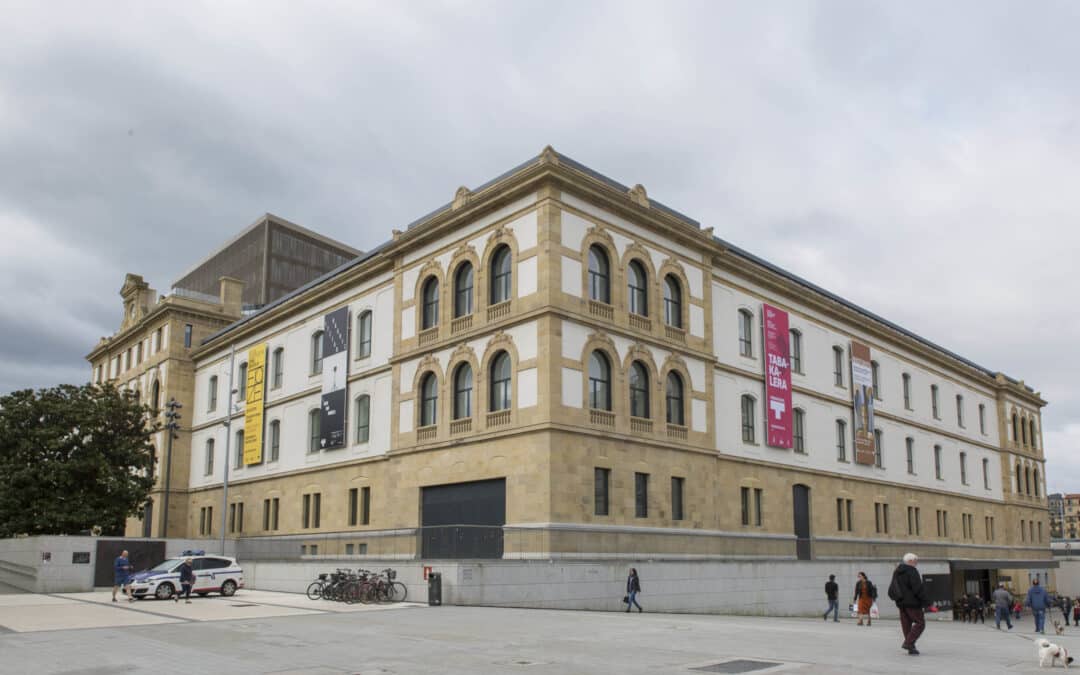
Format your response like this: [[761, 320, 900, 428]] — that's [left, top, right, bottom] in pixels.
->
[[421, 478, 505, 559]]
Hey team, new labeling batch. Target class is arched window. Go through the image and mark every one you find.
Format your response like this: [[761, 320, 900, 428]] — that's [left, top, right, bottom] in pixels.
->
[[663, 275, 682, 328], [1016, 462, 1023, 493], [627, 260, 648, 316], [490, 245, 512, 305], [489, 351, 512, 411], [738, 309, 754, 357], [208, 375, 218, 411], [204, 438, 215, 476], [150, 379, 160, 412], [355, 395, 370, 443], [237, 362, 248, 399], [234, 430, 244, 469], [1012, 413, 1020, 444], [588, 351, 612, 411], [311, 331, 324, 374], [454, 263, 474, 317], [453, 363, 473, 419], [1021, 417, 1029, 446], [421, 278, 440, 329], [836, 420, 847, 461], [790, 330, 802, 374], [629, 361, 650, 418], [1030, 419, 1038, 450], [308, 409, 320, 453], [588, 245, 611, 304], [741, 395, 756, 443], [665, 371, 684, 425], [419, 373, 438, 427], [1025, 467, 1032, 495], [357, 311, 372, 359], [1034, 468, 1040, 498]]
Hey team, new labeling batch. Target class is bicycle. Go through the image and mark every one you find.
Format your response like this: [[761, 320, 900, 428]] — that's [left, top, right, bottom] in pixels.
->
[[306, 572, 329, 600]]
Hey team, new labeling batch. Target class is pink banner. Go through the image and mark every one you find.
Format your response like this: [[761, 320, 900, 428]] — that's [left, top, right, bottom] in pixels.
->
[[762, 303, 793, 449]]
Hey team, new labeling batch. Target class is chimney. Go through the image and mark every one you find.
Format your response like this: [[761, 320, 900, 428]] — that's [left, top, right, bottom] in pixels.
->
[[219, 276, 244, 317]]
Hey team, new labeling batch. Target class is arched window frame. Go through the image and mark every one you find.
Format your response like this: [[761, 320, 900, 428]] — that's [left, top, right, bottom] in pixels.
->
[[234, 429, 244, 469], [419, 372, 439, 428], [627, 259, 649, 317], [355, 395, 371, 443], [662, 275, 682, 329], [488, 351, 512, 412], [356, 311, 373, 359], [588, 350, 613, 411], [453, 262, 474, 318], [665, 371, 685, 426], [628, 361, 650, 419], [741, 395, 757, 443], [1025, 466, 1032, 495], [588, 245, 611, 304], [870, 361, 880, 400], [1021, 415, 1029, 447], [311, 331, 324, 375], [1012, 412, 1020, 445], [204, 438, 215, 476], [452, 362, 474, 420], [1016, 462, 1023, 493], [1033, 467, 1040, 498], [1030, 419, 1038, 450], [150, 379, 161, 412], [420, 277, 440, 330], [836, 419, 847, 461], [489, 245, 513, 306], [208, 375, 218, 411]]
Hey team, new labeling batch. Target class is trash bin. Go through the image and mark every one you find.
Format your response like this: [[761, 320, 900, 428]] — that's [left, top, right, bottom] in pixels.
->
[[428, 572, 442, 606]]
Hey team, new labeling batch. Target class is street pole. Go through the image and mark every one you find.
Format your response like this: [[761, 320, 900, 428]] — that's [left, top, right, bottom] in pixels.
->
[[160, 398, 182, 538], [220, 343, 236, 556]]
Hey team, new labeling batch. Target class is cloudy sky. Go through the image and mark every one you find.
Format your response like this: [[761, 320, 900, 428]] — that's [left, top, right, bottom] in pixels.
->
[[2, 1, 1078, 488]]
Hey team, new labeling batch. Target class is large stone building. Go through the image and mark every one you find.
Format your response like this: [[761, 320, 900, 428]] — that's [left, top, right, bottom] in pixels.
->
[[91, 148, 1053, 602]]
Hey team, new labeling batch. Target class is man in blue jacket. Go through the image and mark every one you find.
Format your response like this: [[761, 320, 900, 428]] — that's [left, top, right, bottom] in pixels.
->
[[1026, 577, 1050, 634]]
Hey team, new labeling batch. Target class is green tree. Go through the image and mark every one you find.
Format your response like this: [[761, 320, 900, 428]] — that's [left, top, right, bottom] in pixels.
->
[[0, 383, 156, 537]]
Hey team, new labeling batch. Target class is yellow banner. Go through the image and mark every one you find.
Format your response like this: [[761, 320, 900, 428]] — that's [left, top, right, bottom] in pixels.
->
[[243, 343, 267, 465]]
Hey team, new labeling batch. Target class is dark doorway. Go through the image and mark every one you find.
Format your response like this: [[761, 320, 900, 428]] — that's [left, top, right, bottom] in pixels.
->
[[792, 484, 811, 560], [94, 540, 166, 587], [421, 478, 506, 559]]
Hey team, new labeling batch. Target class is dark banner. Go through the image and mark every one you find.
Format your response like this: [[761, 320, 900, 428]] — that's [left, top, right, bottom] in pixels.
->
[[320, 306, 349, 450]]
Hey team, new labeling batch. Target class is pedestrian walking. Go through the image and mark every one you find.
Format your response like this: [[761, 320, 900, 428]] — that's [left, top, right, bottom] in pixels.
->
[[1072, 599, 1080, 627], [624, 568, 642, 613], [992, 583, 1014, 630], [969, 594, 985, 624], [853, 571, 876, 626], [888, 552, 927, 656], [1014, 600, 1023, 620], [823, 574, 840, 622], [1026, 578, 1050, 634], [174, 558, 195, 604], [1061, 595, 1072, 627], [112, 549, 134, 603]]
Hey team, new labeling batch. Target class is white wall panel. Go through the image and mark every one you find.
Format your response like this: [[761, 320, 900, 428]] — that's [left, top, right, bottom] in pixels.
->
[[401, 307, 415, 341], [399, 400, 414, 433], [689, 305, 705, 338], [509, 210, 538, 250], [517, 256, 538, 298], [562, 321, 590, 361], [560, 211, 589, 251], [518, 368, 538, 408], [692, 399, 708, 433], [562, 368, 583, 408]]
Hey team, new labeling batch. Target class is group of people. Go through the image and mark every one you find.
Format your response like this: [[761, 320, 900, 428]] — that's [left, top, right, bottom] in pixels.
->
[[111, 550, 197, 604], [823, 553, 927, 655]]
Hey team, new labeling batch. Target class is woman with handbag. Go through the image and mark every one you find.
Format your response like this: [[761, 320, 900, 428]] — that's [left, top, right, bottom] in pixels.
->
[[853, 571, 876, 626], [625, 568, 643, 613]]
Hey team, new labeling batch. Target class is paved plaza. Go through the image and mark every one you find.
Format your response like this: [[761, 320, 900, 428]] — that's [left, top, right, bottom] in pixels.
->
[[0, 589, 1074, 674]]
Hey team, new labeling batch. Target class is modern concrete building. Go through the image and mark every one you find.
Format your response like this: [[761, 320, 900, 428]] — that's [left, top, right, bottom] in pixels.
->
[[92, 148, 1054, 605]]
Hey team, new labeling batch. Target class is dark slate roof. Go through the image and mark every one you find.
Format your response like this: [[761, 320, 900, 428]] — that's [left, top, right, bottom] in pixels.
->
[[199, 149, 1032, 392]]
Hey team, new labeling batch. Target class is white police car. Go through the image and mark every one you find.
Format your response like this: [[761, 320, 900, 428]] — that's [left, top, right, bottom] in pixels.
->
[[128, 553, 244, 600]]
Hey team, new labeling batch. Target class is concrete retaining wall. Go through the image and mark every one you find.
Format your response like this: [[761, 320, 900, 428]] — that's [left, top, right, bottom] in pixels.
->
[[0, 537, 236, 593], [243, 558, 948, 617]]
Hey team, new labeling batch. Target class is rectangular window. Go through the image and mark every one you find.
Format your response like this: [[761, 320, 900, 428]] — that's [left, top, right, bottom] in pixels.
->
[[905, 437, 915, 475], [671, 476, 684, 521], [931, 385, 939, 419], [836, 420, 847, 462], [124, 349, 131, 371], [793, 409, 805, 454], [873, 429, 883, 468], [208, 376, 218, 411], [989, 516, 994, 541], [302, 494, 311, 529], [358, 312, 372, 359], [837, 498, 845, 532], [313, 493, 321, 529], [1021, 519, 1027, 542], [985, 515, 991, 541], [271, 498, 279, 530], [184, 324, 193, 348], [738, 310, 753, 357], [361, 487, 370, 525], [956, 394, 964, 427], [871, 361, 881, 400], [234, 430, 244, 469], [237, 503, 244, 533], [743, 487, 752, 526], [979, 404, 986, 434], [1038, 521, 1043, 542], [875, 503, 882, 533], [263, 499, 270, 531], [269, 421, 280, 462], [348, 488, 358, 527], [345, 544, 354, 555], [902, 373, 911, 409], [959, 451, 968, 485], [934, 445, 943, 480], [833, 347, 844, 387], [907, 506, 915, 535], [204, 439, 215, 476], [309, 411, 320, 454], [153, 328, 162, 352], [594, 468, 610, 516], [229, 503, 236, 533], [914, 506, 921, 535], [790, 331, 802, 374], [741, 396, 756, 443], [634, 472, 648, 518], [982, 458, 989, 489], [135, 342, 142, 365], [754, 488, 763, 527], [846, 499, 853, 532]]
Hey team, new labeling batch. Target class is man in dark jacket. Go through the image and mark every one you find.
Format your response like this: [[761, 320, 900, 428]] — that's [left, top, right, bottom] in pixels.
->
[[992, 583, 1014, 630], [824, 574, 839, 622], [174, 558, 196, 604], [889, 552, 927, 655]]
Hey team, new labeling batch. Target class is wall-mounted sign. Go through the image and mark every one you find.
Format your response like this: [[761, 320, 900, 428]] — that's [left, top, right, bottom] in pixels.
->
[[762, 304, 792, 449], [72, 552, 91, 564], [320, 307, 349, 450], [851, 341, 876, 465]]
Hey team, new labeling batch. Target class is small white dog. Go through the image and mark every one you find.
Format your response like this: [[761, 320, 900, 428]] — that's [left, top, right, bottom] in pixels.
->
[[1038, 638, 1073, 668]]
